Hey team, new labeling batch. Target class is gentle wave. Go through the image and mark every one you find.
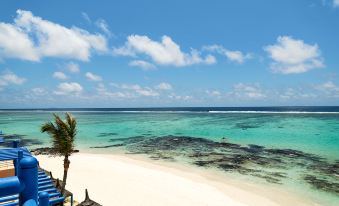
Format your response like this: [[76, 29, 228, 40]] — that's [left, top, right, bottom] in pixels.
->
[[208, 111, 339, 114], [0, 110, 201, 113]]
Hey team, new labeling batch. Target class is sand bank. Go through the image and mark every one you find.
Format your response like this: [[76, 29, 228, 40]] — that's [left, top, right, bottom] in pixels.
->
[[36, 153, 316, 206]]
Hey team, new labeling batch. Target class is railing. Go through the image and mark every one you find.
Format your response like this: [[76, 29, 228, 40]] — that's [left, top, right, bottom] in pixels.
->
[[0, 156, 50, 206], [1, 135, 65, 206]]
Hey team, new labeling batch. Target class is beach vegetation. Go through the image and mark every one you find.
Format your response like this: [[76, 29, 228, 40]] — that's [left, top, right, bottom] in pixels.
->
[[41, 112, 77, 195]]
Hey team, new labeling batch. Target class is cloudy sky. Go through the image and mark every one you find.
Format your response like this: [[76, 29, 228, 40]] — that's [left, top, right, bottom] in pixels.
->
[[0, 0, 338, 108]]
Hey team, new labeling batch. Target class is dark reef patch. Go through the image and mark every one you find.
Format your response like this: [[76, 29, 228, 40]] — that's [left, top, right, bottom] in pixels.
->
[[234, 122, 260, 130], [0, 134, 43, 147], [88, 134, 339, 195], [304, 175, 339, 195], [97, 132, 119, 137], [90, 144, 124, 149]]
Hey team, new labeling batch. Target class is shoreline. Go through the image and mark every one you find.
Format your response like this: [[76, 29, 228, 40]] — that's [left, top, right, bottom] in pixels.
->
[[36, 152, 318, 206]]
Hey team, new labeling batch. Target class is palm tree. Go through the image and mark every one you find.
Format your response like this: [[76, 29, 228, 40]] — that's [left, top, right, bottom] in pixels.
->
[[41, 112, 77, 195]]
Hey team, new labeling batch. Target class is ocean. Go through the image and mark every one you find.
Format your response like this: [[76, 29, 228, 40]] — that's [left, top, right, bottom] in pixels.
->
[[0, 106, 338, 205]]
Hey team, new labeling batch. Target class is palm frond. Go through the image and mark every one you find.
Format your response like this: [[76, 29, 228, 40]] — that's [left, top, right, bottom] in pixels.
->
[[41, 122, 57, 134], [65, 112, 77, 142], [41, 113, 77, 156]]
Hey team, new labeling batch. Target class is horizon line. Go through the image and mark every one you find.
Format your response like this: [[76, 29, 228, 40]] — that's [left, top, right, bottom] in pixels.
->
[[0, 105, 339, 110]]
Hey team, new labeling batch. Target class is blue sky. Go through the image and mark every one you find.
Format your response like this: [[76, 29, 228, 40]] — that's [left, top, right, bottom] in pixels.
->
[[0, 0, 338, 108]]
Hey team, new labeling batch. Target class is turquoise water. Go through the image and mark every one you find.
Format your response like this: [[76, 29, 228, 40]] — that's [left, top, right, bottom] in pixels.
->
[[1, 111, 338, 158], [0, 110, 338, 205]]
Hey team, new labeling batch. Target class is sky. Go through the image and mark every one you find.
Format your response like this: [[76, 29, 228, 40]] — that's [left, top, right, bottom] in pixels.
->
[[0, 0, 338, 108]]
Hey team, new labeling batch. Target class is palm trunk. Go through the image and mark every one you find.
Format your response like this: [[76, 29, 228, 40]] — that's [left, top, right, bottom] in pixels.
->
[[61, 155, 70, 196]]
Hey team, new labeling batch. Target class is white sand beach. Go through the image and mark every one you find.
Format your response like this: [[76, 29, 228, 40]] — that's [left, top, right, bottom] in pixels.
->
[[37, 153, 316, 206]]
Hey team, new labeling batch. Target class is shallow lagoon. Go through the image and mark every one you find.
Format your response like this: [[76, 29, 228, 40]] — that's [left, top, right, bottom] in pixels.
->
[[0, 109, 338, 205]]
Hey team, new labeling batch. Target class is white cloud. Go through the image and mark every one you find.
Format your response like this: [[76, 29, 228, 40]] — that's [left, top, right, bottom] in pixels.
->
[[224, 51, 249, 63], [95, 19, 112, 37], [54, 82, 83, 95], [81, 12, 91, 24], [318, 81, 338, 90], [230, 83, 266, 99], [279, 88, 296, 100], [1, 73, 26, 85], [155, 82, 172, 90], [0, 10, 108, 62], [112, 83, 159, 97], [122, 84, 159, 97], [85, 72, 102, 81], [264, 36, 324, 74], [53, 72, 68, 80], [278, 88, 317, 100], [96, 83, 132, 98], [0, 72, 26, 89], [15, 10, 108, 61], [66, 62, 80, 73], [113, 35, 216, 67], [31, 87, 47, 96], [135, 88, 159, 97], [316, 81, 339, 97], [206, 90, 221, 96], [0, 82, 6, 88], [204, 45, 251, 64], [113, 45, 136, 56], [129, 60, 156, 70], [168, 94, 192, 101], [334, 0, 339, 7], [205, 55, 217, 64], [0, 22, 39, 61]]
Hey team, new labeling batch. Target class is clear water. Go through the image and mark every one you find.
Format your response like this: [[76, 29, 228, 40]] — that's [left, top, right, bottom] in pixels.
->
[[0, 107, 338, 205]]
